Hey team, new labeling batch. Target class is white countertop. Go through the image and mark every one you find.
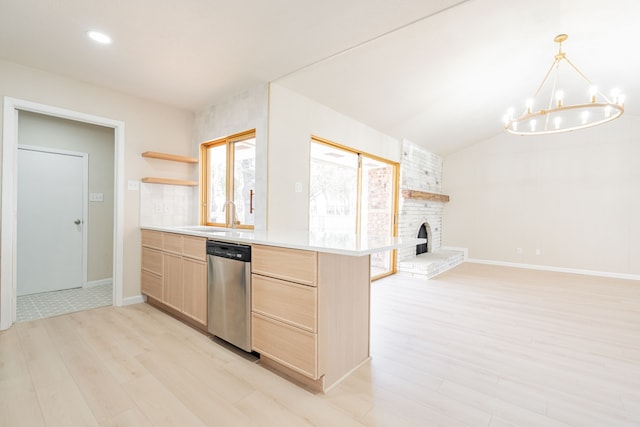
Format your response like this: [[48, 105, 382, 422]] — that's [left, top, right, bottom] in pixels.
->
[[142, 225, 425, 256]]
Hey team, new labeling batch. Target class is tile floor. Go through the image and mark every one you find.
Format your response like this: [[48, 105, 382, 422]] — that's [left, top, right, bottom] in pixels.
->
[[16, 283, 113, 322]]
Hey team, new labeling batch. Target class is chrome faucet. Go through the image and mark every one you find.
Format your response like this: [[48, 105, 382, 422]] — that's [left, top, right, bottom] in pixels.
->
[[223, 200, 238, 228]]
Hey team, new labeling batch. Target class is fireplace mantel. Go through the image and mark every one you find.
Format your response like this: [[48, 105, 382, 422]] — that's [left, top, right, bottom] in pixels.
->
[[401, 189, 450, 203]]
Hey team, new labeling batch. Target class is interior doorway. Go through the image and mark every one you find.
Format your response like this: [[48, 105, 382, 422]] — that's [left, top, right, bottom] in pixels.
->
[[1, 98, 125, 330]]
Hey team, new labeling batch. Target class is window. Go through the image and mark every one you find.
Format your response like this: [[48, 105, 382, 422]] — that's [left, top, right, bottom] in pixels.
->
[[309, 137, 398, 279], [201, 130, 256, 228]]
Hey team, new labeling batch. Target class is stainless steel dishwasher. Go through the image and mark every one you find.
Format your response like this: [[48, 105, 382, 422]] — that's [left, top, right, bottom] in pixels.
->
[[207, 240, 252, 352]]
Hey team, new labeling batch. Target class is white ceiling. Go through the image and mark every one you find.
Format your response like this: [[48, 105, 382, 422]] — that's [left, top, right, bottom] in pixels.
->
[[1, 0, 638, 155]]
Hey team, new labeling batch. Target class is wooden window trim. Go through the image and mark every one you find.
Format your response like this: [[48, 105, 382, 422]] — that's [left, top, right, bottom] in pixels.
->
[[200, 129, 256, 229]]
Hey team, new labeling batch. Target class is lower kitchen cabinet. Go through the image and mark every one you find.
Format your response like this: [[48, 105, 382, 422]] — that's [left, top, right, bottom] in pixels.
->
[[182, 257, 207, 325], [141, 230, 207, 329], [251, 244, 371, 392]]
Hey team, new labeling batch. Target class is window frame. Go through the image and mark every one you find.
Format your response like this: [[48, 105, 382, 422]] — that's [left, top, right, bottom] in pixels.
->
[[200, 129, 256, 229], [310, 136, 399, 279]]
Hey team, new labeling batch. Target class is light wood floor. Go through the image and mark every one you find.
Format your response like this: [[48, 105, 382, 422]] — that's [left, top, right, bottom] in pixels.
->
[[1, 263, 639, 426]]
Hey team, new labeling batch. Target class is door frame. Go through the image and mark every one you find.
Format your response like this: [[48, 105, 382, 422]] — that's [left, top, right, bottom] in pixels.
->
[[17, 145, 90, 289], [1, 97, 125, 330]]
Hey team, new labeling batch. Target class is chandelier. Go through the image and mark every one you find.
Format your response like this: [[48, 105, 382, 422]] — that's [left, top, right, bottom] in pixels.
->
[[503, 34, 624, 135]]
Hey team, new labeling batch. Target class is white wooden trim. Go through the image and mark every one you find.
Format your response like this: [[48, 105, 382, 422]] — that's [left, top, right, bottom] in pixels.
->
[[123, 294, 145, 306], [1, 97, 125, 330], [466, 258, 640, 281]]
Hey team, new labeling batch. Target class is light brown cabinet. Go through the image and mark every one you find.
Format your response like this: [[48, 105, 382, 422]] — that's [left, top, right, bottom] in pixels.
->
[[141, 230, 207, 328], [251, 244, 372, 392]]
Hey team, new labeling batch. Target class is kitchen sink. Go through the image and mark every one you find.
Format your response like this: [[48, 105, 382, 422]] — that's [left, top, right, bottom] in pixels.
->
[[175, 225, 254, 235], [175, 225, 231, 232]]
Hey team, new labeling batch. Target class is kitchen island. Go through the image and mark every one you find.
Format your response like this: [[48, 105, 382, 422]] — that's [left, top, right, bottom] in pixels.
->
[[141, 225, 423, 392]]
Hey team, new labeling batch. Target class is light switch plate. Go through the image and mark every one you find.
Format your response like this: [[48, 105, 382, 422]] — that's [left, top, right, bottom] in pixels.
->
[[295, 182, 303, 193]]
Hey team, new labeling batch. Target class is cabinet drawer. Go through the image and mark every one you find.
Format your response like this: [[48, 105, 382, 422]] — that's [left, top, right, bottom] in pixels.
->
[[252, 313, 318, 379], [252, 245, 317, 286], [252, 275, 316, 332], [141, 270, 162, 300], [182, 235, 206, 260], [141, 230, 163, 249], [141, 247, 162, 275], [163, 232, 183, 254]]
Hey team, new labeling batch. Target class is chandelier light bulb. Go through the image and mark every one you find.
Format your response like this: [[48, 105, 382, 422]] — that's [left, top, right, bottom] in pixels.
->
[[554, 117, 561, 129], [605, 105, 612, 118], [556, 90, 564, 107], [589, 85, 598, 103], [530, 119, 537, 132], [617, 94, 625, 105], [581, 111, 590, 124], [526, 98, 533, 114]]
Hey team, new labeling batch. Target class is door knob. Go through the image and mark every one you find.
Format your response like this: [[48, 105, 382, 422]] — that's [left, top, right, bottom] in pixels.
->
[[74, 219, 82, 225]]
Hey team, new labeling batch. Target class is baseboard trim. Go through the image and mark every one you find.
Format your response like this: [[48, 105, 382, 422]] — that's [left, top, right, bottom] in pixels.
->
[[123, 294, 145, 306], [84, 278, 113, 288], [467, 258, 640, 281]]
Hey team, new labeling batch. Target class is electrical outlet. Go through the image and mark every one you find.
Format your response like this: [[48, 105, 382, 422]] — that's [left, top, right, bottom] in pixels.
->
[[89, 192, 104, 202], [516, 247, 523, 255], [153, 202, 163, 213], [127, 180, 139, 191]]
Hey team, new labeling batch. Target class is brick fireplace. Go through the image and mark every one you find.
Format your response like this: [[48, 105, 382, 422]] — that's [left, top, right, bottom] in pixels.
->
[[397, 139, 464, 278]]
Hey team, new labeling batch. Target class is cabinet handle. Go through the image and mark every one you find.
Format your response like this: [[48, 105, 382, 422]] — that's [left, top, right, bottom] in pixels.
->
[[250, 189, 254, 214]]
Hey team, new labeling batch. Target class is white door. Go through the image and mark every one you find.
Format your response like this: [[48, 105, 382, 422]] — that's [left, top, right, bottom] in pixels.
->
[[17, 146, 86, 296]]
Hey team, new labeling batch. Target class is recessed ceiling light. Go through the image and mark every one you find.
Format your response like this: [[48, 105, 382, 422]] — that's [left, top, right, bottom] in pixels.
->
[[87, 30, 112, 45]]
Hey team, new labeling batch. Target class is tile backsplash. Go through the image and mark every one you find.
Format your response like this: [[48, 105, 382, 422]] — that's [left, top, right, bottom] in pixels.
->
[[140, 183, 198, 227]]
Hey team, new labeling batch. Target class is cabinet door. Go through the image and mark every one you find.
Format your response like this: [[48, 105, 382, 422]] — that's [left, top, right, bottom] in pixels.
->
[[163, 253, 183, 311], [183, 258, 207, 326]]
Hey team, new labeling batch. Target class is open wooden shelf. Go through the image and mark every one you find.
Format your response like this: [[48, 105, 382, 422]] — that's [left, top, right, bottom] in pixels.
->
[[142, 151, 198, 164], [141, 177, 198, 187], [401, 189, 450, 203]]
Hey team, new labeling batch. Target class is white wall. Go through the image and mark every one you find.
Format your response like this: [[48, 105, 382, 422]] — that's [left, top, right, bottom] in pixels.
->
[[442, 115, 640, 276], [18, 111, 115, 282], [0, 59, 194, 299], [268, 83, 401, 232]]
